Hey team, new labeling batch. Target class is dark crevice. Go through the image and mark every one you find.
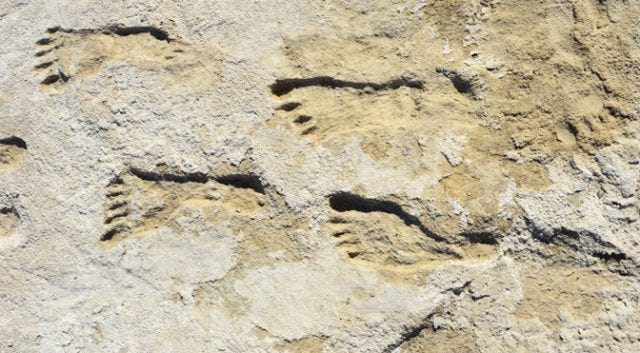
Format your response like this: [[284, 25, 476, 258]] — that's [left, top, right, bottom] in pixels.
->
[[332, 230, 350, 237], [566, 121, 580, 137], [108, 176, 124, 186], [0, 136, 27, 149], [106, 190, 125, 197], [382, 315, 435, 353], [59, 71, 70, 82], [107, 26, 170, 42], [436, 67, 472, 94], [34, 61, 54, 69], [270, 76, 424, 96], [524, 217, 552, 244], [107, 201, 126, 210], [557, 227, 581, 240], [104, 211, 128, 224], [101, 223, 128, 241], [101, 229, 118, 241], [128, 168, 266, 194], [461, 231, 498, 245], [293, 115, 312, 124], [328, 192, 446, 242], [216, 174, 266, 194], [436, 67, 483, 99], [0, 207, 18, 217], [276, 102, 301, 111], [604, 103, 634, 120], [447, 281, 472, 296], [301, 126, 317, 135], [592, 251, 628, 263], [472, 294, 490, 301], [130, 167, 209, 184], [35, 37, 54, 45], [450, 76, 472, 94], [35, 47, 56, 57], [41, 74, 60, 85]]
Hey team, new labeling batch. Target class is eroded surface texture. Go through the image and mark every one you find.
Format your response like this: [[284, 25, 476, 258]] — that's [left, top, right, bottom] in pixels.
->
[[1, 1, 640, 352]]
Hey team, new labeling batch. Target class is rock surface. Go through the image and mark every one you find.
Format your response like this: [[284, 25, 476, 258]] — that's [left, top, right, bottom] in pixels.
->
[[1, 1, 640, 352]]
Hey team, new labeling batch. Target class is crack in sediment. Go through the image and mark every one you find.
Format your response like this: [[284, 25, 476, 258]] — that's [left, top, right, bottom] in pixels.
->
[[525, 218, 639, 274], [270, 76, 424, 96], [382, 314, 435, 353]]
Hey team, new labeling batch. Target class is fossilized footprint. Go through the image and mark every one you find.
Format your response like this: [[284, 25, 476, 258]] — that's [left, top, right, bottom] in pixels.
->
[[268, 76, 424, 144], [0, 193, 21, 240], [0, 136, 26, 172], [34, 25, 220, 93], [326, 192, 497, 271], [0, 207, 19, 238], [102, 169, 266, 245]]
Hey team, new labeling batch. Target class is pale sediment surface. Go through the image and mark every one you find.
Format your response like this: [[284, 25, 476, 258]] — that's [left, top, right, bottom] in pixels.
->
[[1, 1, 640, 352]]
